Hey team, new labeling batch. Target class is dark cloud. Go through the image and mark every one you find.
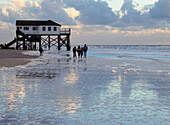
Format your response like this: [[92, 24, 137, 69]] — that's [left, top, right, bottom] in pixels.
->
[[63, 0, 118, 25], [115, 0, 153, 28], [114, 0, 170, 30], [121, 0, 133, 13], [149, 0, 170, 19]]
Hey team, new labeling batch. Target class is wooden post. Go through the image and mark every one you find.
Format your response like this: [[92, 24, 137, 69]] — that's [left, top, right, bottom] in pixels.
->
[[16, 33, 18, 50], [39, 38, 41, 50], [35, 41, 36, 50], [48, 35, 50, 50], [39, 36, 41, 50], [67, 35, 70, 51], [23, 36, 26, 50], [58, 35, 61, 50]]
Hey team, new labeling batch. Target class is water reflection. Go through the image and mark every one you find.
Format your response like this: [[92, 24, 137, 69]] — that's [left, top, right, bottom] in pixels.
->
[[64, 68, 78, 86], [56, 96, 82, 117], [102, 64, 169, 124], [106, 78, 121, 97], [109, 65, 170, 108], [1, 72, 25, 112], [0, 50, 169, 124]]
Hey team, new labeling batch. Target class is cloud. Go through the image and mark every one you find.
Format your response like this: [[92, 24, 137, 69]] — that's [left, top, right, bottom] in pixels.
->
[[113, 0, 151, 29], [63, 0, 118, 25], [0, 0, 170, 31], [64, 8, 80, 20], [149, 0, 170, 19], [121, 0, 133, 13], [21, 0, 76, 25], [0, 7, 21, 24], [9, 0, 26, 7], [0, 0, 76, 26], [29, 1, 41, 8], [36, 0, 75, 25], [113, 0, 170, 30]]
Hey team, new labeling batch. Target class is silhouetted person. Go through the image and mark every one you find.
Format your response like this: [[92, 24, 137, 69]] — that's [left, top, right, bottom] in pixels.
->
[[83, 44, 88, 58], [72, 46, 77, 58], [39, 47, 44, 56], [80, 46, 83, 57], [77, 45, 81, 57]]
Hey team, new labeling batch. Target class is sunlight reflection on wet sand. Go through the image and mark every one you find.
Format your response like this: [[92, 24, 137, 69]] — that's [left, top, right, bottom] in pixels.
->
[[0, 48, 169, 124]]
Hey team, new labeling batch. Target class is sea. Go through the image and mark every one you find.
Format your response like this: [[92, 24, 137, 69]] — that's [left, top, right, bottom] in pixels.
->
[[0, 45, 170, 125]]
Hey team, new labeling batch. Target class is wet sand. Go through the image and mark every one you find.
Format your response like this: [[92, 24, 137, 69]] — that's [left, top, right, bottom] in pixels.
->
[[0, 49, 38, 67], [0, 46, 169, 124]]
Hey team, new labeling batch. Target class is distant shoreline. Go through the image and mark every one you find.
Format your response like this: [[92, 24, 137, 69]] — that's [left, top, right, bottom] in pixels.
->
[[0, 49, 38, 68]]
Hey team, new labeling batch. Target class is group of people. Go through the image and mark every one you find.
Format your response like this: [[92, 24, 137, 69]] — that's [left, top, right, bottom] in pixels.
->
[[73, 44, 88, 58], [38, 44, 88, 57]]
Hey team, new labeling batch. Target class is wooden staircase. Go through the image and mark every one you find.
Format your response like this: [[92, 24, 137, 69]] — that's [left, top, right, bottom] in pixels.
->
[[0, 38, 16, 49]]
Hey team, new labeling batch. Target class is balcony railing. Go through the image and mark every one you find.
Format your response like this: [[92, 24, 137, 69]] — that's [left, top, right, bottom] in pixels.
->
[[60, 28, 71, 35]]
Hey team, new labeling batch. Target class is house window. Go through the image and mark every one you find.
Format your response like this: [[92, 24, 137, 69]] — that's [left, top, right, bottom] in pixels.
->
[[24, 27, 29, 30], [17, 27, 22, 30], [48, 27, 51, 31], [33, 27, 38, 30], [54, 27, 57, 31], [42, 27, 46, 31]]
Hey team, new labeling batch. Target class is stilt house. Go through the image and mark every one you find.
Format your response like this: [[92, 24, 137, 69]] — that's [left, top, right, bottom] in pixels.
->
[[14, 20, 71, 50]]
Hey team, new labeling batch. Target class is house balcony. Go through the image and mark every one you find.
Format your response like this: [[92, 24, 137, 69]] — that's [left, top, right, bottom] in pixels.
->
[[60, 28, 71, 35]]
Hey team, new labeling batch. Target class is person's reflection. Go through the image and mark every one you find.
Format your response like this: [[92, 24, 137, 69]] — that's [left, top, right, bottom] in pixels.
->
[[83, 59, 87, 72], [117, 70, 139, 98]]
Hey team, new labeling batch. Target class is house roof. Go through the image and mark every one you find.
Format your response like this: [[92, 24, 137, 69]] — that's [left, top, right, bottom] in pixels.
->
[[16, 20, 61, 26]]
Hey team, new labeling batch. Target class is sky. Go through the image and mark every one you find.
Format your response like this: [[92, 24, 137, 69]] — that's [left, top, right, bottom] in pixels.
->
[[0, 0, 170, 45]]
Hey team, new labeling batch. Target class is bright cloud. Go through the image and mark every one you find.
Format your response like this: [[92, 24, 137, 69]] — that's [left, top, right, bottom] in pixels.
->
[[1, 7, 9, 16], [64, 8, 80, 20], [9, 0, 26, 7], [29, 1, 41, 8]]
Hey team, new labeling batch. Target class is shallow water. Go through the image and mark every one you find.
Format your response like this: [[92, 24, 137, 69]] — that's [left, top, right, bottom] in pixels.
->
[[0, 46, 170, 124]]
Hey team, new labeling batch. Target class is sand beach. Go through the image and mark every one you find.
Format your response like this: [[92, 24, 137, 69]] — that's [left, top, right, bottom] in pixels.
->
[[0, 49, 38, 67], [0, 45, 169, 124]]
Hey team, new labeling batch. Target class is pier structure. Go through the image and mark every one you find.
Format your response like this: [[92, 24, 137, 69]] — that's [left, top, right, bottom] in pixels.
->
[[15, 20, 71, 50]]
